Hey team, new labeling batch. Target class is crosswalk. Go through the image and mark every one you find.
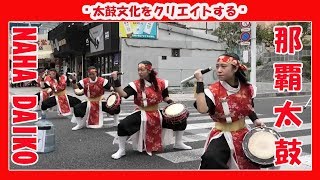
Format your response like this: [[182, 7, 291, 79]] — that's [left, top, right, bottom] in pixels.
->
[[102, 107, 312, 170]]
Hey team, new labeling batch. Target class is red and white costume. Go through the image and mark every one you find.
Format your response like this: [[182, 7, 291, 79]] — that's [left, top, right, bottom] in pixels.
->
[[72, 77, 109, 128], [38, 75, 53, 108], [203, 80, 259, 169], [127, 78, 171, 155], [45, 75, 71, 116]]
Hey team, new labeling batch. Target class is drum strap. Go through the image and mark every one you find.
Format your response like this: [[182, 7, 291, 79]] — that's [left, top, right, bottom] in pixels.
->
[[221, 97, 233, 123], [88, 95, 103, 102], [41, 88, 51, 92], [215, 119, 245, 132], [54, 89, 66, 96], [139, 104, 159, 112]]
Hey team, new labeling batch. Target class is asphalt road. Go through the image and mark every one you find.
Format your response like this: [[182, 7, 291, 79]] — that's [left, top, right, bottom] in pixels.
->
[[9, 95, 311, 170]]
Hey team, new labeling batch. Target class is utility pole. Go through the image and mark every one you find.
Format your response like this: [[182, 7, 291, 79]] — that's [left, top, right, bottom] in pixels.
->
[[205, 22, 208, 34], [250, 22, 257, 87]]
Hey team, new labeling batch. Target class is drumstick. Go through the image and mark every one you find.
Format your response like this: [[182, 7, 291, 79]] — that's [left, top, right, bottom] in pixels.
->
[[67, 72, 77, 76], [67, 73, 77, 83], [101, 72, 124, 77], [180, 67, 212, 84]]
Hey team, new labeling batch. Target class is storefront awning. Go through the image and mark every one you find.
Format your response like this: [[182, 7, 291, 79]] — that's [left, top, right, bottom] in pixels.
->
[[38, 50, 53, 59], [38, 44, 53, 59]]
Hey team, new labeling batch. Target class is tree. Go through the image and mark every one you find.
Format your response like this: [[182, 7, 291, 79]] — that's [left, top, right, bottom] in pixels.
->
[[276, 22, 310, 37], [213, 22, 311, 49], [212, 22, 275, 50], [277, 22, 311, 46], [301, 56, 311, 81], [212, 22, 241, 51], [256, 22, 311, 47], [256, 24, 274, 47]]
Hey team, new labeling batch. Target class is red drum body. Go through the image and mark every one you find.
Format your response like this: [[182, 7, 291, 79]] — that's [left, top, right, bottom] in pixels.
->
[[162, 103, 189, 125], [106, 92, 121, 113]]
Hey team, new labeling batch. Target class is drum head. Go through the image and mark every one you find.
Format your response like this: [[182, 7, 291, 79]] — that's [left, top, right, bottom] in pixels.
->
[[107, 94, 117, 106], [164, 103, 185, 116], [242, 127, 281, 165]]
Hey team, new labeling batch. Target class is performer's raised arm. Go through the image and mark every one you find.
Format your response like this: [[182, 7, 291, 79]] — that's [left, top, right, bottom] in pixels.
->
[[111, 71, 129, 98], [194, 69, 209, 114], [70, 73, 84, 96], [55, 75, 67, 93]]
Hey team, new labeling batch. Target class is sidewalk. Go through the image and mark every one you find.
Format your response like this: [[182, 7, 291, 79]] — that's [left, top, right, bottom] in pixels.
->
[[9, 83, 311, 102], [170, 82, 311, 101]]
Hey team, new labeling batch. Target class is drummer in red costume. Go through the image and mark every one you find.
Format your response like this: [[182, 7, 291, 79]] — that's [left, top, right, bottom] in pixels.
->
[[110, 60, 192, 160], [194, 53, 265, 169], [70, 66, 120, 130], [40, 68, 81, 116], [35, 69, 52, 110]]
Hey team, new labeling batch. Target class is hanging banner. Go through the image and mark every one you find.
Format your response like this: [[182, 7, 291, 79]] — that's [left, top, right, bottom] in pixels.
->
[[119, 22, 158, 39], [89, 24, 105, 53]]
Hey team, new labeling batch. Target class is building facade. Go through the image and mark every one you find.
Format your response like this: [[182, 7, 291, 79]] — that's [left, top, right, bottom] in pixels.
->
[[120, 23, 226, 87]]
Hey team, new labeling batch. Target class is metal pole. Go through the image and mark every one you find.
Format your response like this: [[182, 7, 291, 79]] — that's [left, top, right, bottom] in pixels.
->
[[250, 22, 257, 86], [304, 97, 311, 109], [180, 69, 183, 93], [81, 56, 84, 80], [206, 22, 208, 34]]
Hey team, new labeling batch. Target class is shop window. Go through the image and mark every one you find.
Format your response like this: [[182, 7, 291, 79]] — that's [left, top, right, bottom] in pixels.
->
[[172, 49, 180, 57]]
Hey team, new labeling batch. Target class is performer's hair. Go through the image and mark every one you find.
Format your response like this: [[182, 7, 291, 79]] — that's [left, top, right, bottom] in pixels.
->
[[49, 68, 61, 82], [38, 68, 45, 73], [221, 53, 249, 85], [87, 66, 97, 71], [138, 60, 159, 92]]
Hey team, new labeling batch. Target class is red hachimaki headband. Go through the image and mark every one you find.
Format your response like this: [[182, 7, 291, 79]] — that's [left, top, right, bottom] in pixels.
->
[[217, 56, 248, 71]]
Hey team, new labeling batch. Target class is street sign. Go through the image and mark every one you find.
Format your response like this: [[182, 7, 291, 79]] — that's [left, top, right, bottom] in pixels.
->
[[240, 32, 251, 41], [240, 22, 251, 28], [243, 50, 249, 63], [240, 22, 251, 46], [241, 28, 251, 32], [240, 42, 251, 45]]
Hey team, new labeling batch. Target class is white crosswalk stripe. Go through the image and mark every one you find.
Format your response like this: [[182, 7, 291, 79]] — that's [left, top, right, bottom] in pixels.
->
[[104, 108, 311, 170], [102, 111, 263, 122]]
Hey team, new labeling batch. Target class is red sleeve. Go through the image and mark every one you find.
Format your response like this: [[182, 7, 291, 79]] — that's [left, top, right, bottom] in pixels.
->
[[56, 75, 67, 92], [158, 78, 166, 91], [37, 77, 41, 85], [248, 84, 257, 98]]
